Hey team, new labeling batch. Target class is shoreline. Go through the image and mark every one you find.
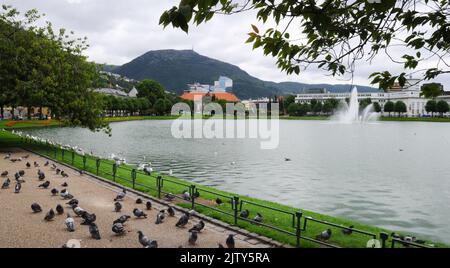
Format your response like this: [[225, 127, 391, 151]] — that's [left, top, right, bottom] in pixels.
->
[[1, 130, 446, 248]]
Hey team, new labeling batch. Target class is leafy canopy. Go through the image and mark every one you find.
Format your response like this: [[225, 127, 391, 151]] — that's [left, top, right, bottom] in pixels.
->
[[160, 0, 450, 91]]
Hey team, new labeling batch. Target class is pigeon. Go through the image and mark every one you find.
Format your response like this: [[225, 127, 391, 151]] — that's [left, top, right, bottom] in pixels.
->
[[56, 169, 61, 175], [15, 173, 25, 183], [253, 213, 263, 224], [38, 181, 50, 189], [56, 204, 64, 215], [51, 188, 59, 196], [61, 182, 68, 187], [89, 223, 101, 240], [72, 205, 86, 217], [1, 178, 10, 189], [240, 209, 249, 219], [60, 189, 72, 199], [26, 162, 31, 168], [145, 201, 152, 210], [44, 161, 49, 167], [155, 210, 165, 224], [189, 221, 205, 233], [133, 208, 147, 218], [175, 212, 189, 228], [137, 231, 157, 248], [113, 215, 131, 225], [216, 198, 223, 205], [65, 214, 75, 232], [218, 243, 225, 248], [112, 223, 126, 235], [114, 201, 122, 212], [342, 225, 354, 235], [61, 171, 69, 178], [114, 189, 126, 201], [51, 164, 57, 170], [316, 229, 332, 241], [188, 230, 198, 245], [79, 170, 85, 176], [164, 193, 176, 201], [34, 162, 39, 168], [44, 209, 55, 221], [226, 234, 235, 248], [37, 170, 45, 181], [81, 212, 96, 225], [31, 203, 42, 213], [1, 171, 8, 177], [66, 199, 78, 206], [136, 198, 143, 204], [14, 182, 21, 193], [167, 206, 175, 217], [182, 191, 191, 201], [18, 170, 25, 177], [4, 153, 11, 159], [22, 154, 29, 159]]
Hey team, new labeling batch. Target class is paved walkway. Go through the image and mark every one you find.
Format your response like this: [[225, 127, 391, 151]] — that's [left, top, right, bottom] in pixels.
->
[[0, 149, 274, 248]]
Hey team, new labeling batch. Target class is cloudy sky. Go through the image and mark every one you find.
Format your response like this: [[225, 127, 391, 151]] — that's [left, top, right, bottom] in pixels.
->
[[7, 0, 449, 88]]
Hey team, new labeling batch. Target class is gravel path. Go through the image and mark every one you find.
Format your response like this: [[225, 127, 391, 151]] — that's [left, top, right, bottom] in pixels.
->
[[0, 149, 271, 248]]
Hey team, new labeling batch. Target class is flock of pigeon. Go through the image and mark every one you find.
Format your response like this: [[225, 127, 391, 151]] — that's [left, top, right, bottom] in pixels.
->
[[1, 152, 241, 248]]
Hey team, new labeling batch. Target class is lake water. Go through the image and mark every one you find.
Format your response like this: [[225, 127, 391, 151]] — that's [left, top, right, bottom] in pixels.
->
[[23, 120, 450, 243]]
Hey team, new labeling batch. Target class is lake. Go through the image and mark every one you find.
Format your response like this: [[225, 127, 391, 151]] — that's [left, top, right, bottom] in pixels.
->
[[23, 119, 450, 243]]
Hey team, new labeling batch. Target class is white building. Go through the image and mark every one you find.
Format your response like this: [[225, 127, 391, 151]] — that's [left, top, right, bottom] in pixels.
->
[[295, 79, 449, 117]]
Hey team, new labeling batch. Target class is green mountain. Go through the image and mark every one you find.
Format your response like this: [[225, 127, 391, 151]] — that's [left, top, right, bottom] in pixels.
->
[[113, 49, 378, 99]]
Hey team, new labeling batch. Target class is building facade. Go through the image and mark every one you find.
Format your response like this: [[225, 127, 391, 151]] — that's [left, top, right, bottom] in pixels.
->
[[295, 79, 449, 117]]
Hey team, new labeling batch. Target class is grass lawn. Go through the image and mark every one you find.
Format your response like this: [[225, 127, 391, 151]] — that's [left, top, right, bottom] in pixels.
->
[[1, 129, 445, 248], [0, 119, 61, 129]]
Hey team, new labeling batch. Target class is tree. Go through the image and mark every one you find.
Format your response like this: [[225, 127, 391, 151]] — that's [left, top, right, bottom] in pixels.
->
[[160, 1, 450, 90], [359, 98, 372, 111], [420, 83, 443, 99], [154, 98, 167, 115], [425, 100, 437, 117], [373, 102, 382, 113], [312, 101, 323, 115], [136, 79, 165, 105], [0, 6, 108, 132], [384, 101, 395, 117], [436, 100, 449, 117], [394, 101, 407, 117], [287, 103, 299, 116]]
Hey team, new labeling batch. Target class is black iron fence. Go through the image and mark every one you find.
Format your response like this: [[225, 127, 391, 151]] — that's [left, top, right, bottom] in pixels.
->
[[19, 135, 420, 248]]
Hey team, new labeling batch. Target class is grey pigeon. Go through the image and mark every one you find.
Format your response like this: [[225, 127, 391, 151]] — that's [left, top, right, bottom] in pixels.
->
[[145, 240, 158, 248], [2, 178, 10, 189], [253, 213, 263, 224], [175, 212, 189, 228], [342, 225, 354, 235], [226, 234, 235, 248], [167, 206, 175, 217], [44, 161, 49, 167], [51, 188, 59, 196], [61, 182, 68, 187], [112, 222, 126, 235], [56, 204, 64, 215], [65, 213, 75, 232], [216, 198, 223, 205], [155, 210, 165, 224], [240, 209, 249, 218], [38, 181, 50, 189], [26, 162, 31, 168], [133, 208, 147, 218], [317, 229, 332, 241], [66, 199, 78, 206], [31, 203, 42, 213], [1, 171, 8, 177], [37, 170, 45, 181], [189, 220, 205, 233], [44, 209, 55, 221], [182, 191, 191, 201], [138, 231, 158, 248], [136, 198, 143, 204], [114, 189, 126, 201], [14, 182, 21, 193], [18, 170, 25, 177], [164, 193, 176, 201], [72, 205, 86, 217], [188, 230, 198, 245], [114, 201, 122, 212], [61, 171, 69, 178], [81, 212, 96, 225], [4, 153, 11, 159], [89, 223, 101, 240], [34, 162, 39, 168], [113, 215, 131, 225], [145, 201, 152, 210]]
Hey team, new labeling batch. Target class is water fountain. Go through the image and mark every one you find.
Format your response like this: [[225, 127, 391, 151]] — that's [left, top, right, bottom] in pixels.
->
[[333, 87, 379, 123]]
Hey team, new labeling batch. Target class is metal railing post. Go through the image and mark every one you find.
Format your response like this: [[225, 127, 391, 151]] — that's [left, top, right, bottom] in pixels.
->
[[190, 185, 196, 209], [96, 159, 100, 175], [233, 196, 240, 225], [296, 211, 303, 248], [380, 232, 389, 248], [83, 155, 86, 170], [132, 169, 136, 189], [157, 176, 162, 198], [112, 163, 117, 182]]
